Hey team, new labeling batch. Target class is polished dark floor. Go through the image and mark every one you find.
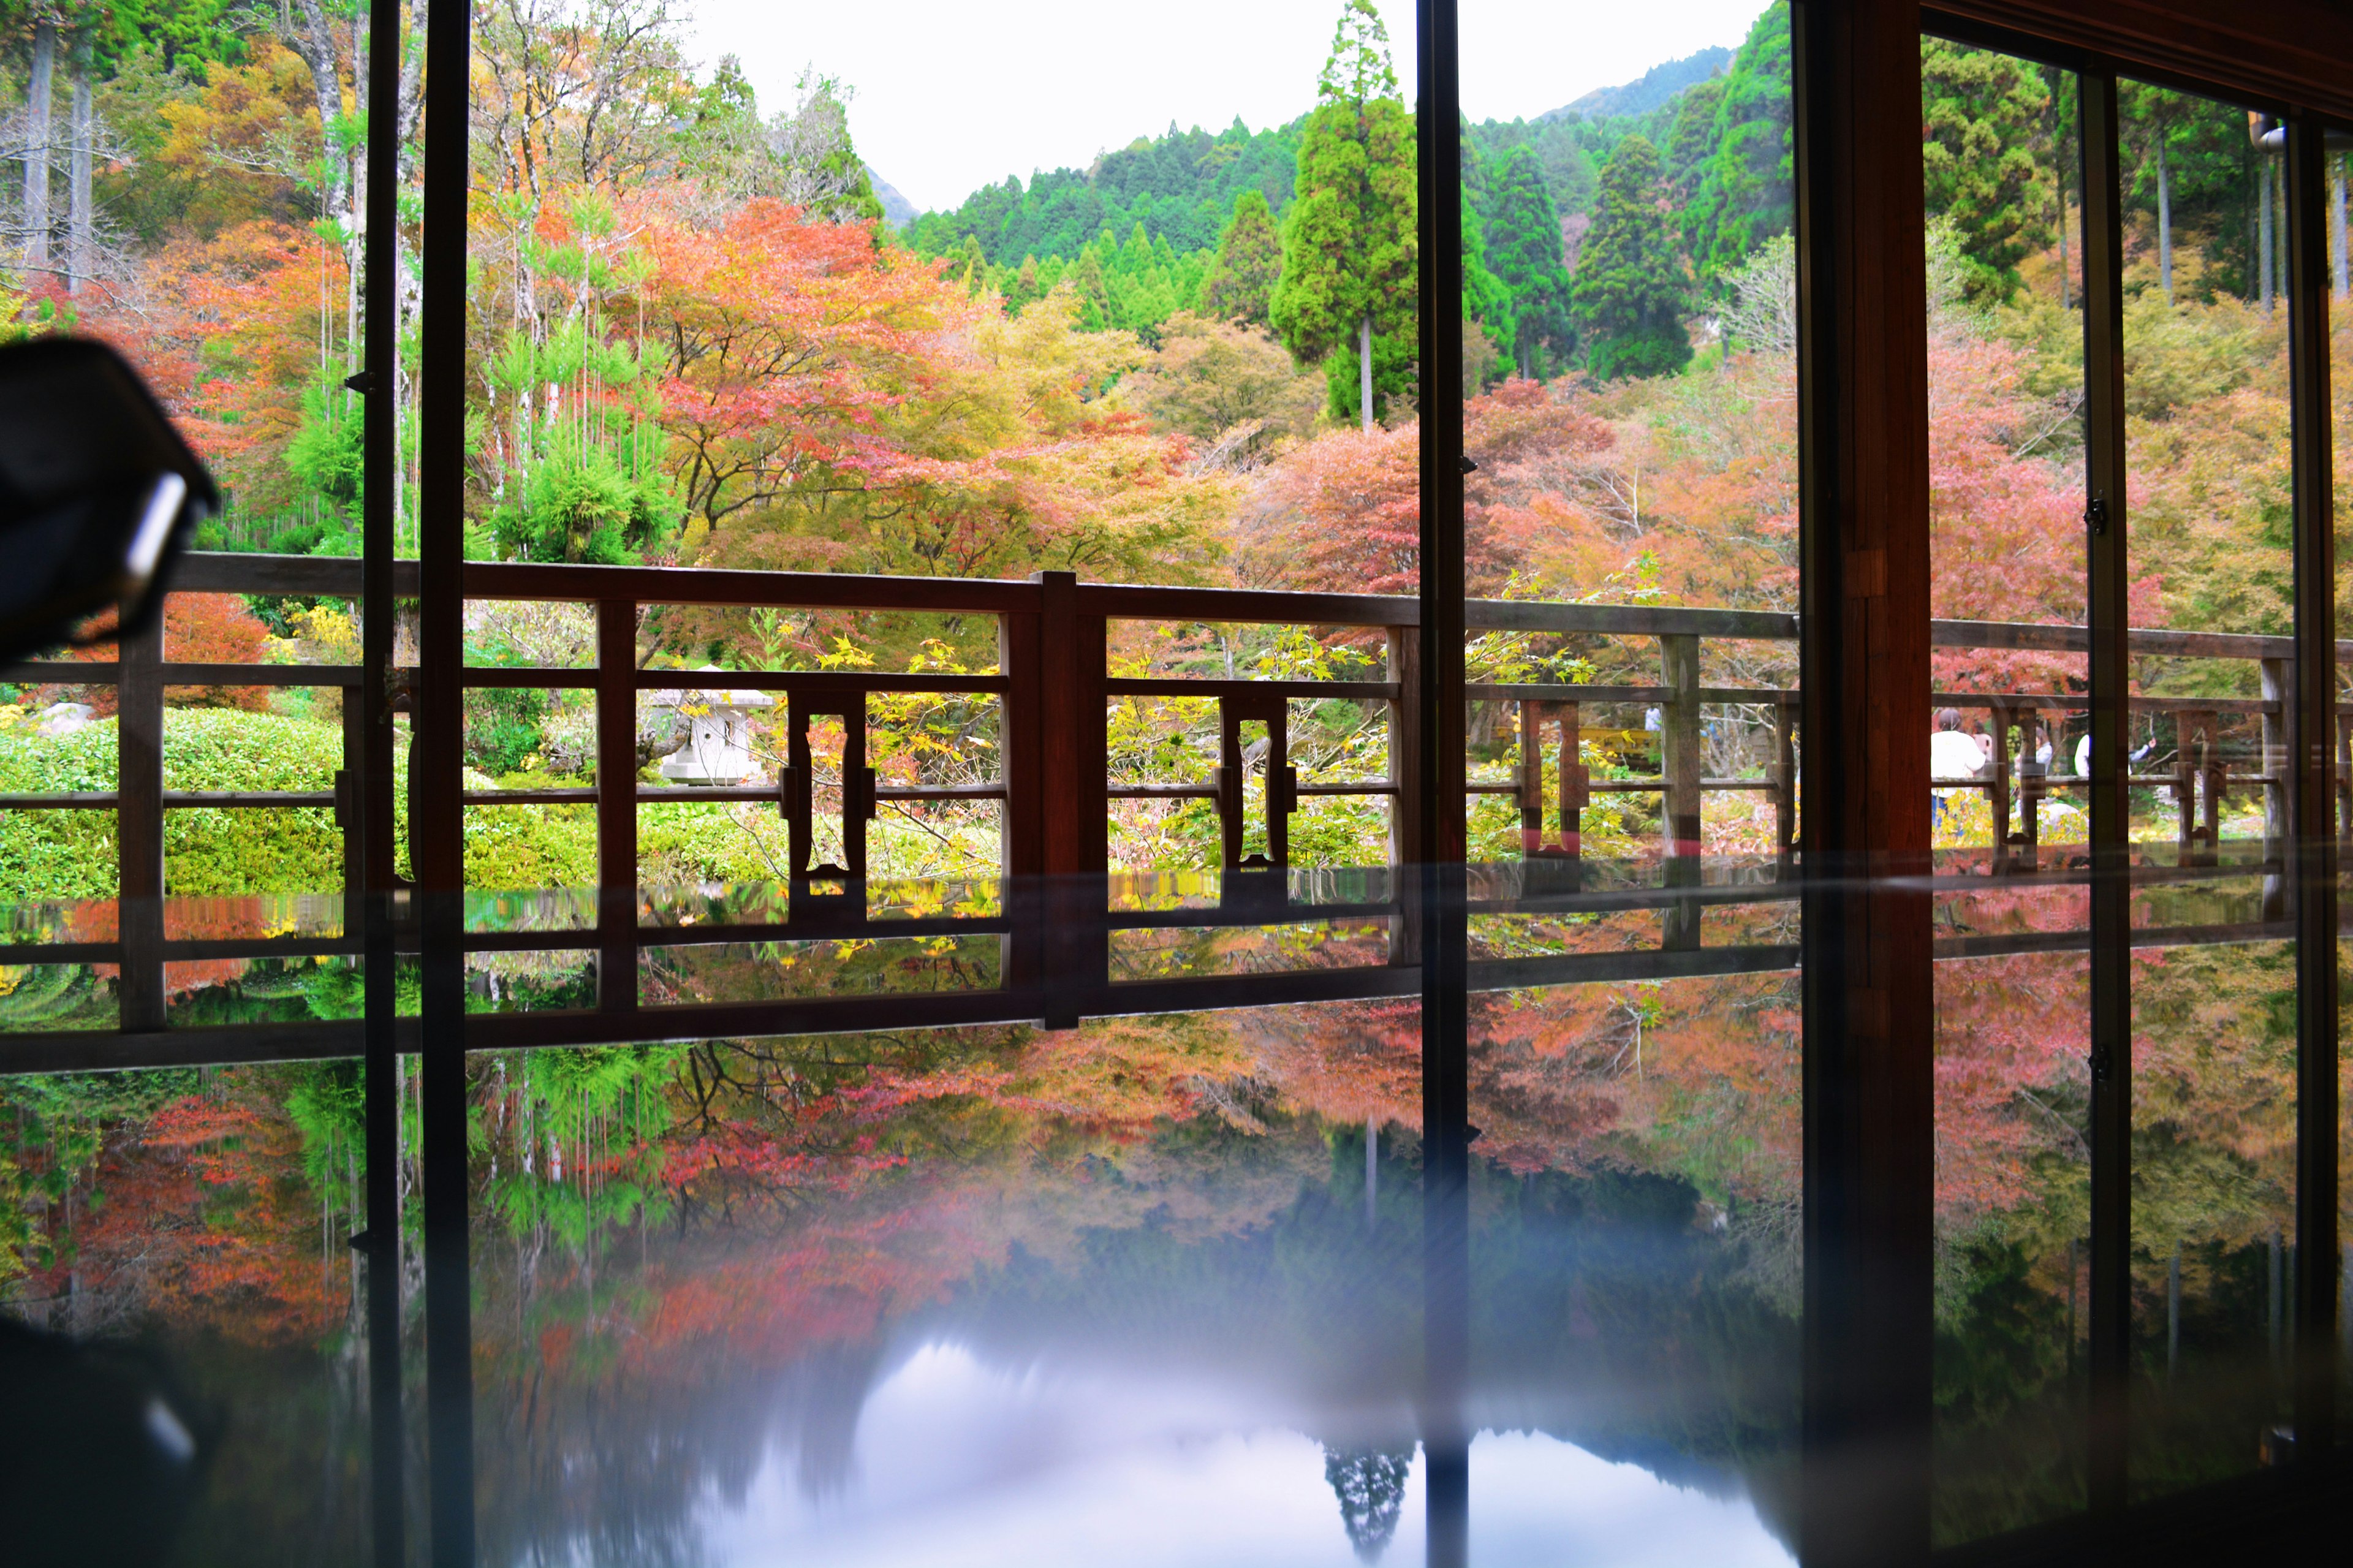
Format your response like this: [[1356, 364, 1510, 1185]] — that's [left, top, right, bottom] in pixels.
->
[[0, 867, 2339, 1566]]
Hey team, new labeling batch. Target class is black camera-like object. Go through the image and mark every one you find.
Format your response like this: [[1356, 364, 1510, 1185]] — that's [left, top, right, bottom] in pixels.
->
[[0, 336, 219, 662]]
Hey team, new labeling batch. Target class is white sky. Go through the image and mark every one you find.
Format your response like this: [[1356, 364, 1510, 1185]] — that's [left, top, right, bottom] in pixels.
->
[[685, 1, 1775, 214], [694, 1341, 1795, 1567]]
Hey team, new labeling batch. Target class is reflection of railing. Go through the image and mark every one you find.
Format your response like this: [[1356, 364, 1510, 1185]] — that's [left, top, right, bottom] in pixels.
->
[[0, 551, 2324, 1068]]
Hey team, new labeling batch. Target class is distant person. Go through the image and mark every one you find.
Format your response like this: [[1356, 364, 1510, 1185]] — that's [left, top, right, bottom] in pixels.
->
[[2074, 732, 2156, 779], [1931, 708, 1985, 831]]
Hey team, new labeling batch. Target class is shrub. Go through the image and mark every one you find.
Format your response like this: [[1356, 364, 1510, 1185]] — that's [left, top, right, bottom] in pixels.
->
[[0, 711, 411, 901]]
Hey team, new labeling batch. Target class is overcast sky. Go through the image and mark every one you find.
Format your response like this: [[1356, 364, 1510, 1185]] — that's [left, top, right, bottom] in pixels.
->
[[685, 1, 1773, 214]]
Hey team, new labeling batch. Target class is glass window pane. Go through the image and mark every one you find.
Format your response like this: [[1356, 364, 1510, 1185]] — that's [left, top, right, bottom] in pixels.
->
[[2117, 79, 2298, 1503], [1921, 37, 2093, 1542], [1461, 2, 1800, 1559]]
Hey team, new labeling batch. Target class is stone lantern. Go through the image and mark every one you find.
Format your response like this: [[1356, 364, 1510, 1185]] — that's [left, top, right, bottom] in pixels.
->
[[654, 667, 776, 786]]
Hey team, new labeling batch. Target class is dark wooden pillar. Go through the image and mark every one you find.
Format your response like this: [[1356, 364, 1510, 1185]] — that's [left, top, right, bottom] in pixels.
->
[[115, 608, 164, 1033], [1415, 2, 1470, 1566], [358, 3, 407, 1559], [2284, 108, 2339, 1458], [414, 0, 477, 1561], [596, 598, 638, 1012], [1031, 570, 1105, 1025], [2080, 65, 2134, 1516], [1792, 2, 1935, 1562]]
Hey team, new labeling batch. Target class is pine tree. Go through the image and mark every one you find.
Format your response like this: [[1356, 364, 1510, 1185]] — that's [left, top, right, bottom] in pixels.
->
[[1270, 0, 1418, 429], [1200, 189, 1283, 326], [1921, 40, 2052, 305], [1569, 133, 1691, 381], [1482, 145, 1573, 377]]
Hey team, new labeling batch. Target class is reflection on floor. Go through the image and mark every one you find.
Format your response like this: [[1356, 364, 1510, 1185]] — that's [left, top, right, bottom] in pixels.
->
[[0, 864, 2313, 1564], [1, 990, 1805, 1566]]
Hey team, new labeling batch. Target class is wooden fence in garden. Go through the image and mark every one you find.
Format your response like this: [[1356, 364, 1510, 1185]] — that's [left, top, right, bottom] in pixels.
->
[[0, 551, 2332, 1072]]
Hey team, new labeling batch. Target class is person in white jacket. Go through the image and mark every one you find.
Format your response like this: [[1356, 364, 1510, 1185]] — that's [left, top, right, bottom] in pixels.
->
[[1931, 708, 1987, 831]]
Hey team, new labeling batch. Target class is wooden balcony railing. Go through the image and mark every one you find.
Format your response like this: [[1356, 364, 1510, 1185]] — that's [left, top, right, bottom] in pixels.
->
[[0, 551, 2331, 1071]]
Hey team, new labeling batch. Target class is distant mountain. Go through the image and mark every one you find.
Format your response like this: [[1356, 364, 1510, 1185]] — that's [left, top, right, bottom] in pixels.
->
[[1539, 45, 1732, 123], [870, 170, 920, 230], [904, 118, 1300, 265]]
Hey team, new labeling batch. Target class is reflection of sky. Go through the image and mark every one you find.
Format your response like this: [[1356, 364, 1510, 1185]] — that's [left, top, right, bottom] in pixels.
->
[[692, 1342, 1792, 1568]]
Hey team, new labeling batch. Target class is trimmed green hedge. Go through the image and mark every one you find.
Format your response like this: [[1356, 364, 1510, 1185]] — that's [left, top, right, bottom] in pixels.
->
[[0, 711, 397, 900], [2, 713, 974, 903]]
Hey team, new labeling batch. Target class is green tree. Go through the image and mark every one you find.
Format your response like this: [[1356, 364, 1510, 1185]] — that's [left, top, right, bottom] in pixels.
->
[[1482, 145, 1573, 377], [1460, 192, 1515, 390], [2120, 81, 2196, 306], [1270, 0, 1418, 430], [1685, 1, 1794, 285], [1663, 76, 1726, 199], [1200, 189, 1283, 326], [1920, 39, 2052, 305], [1569, 133, 1691, 381]]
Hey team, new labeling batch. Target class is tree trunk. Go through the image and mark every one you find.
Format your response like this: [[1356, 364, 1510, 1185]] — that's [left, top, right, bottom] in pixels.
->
[[24, 20, 55, 275], [2155, 134, 2172, 306], [2057, 177, 2072, 311], [67, 34, 93, 295], [2260, 147, 2275, 320], [1358, 314, 1373, 433], [2049, 70, 2071, 312], [2333, 157, 2348, 301], [288, 0, 349, 221]]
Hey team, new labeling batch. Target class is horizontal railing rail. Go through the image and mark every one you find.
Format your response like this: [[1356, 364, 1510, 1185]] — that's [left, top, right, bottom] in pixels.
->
[[0, 552, 2329, 1066]]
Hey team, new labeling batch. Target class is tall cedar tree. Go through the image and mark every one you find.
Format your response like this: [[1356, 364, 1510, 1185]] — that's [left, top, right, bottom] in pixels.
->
[[1482, 145, 1574, 377], [1200, 189, 1283, 326], [1461, 194, 1516, 390], [1663, 77, 1727, 199], [1920, 40, 2052, 305], [1569, 133, 1691, 380], [1270, 0, 1417, 430], [1684, 1, 1794, 286]]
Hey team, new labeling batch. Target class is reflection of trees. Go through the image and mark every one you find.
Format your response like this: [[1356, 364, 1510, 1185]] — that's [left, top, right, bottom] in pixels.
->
[[0, 1065, 372, 1564], [1323, 1444, 1413, 1561]]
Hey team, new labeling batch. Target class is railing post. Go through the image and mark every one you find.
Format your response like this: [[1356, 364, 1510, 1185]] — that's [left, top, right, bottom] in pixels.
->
[[2176, 709, 2221, 868], [998, 605, 1043, 997], [1660, 633, 1700, 950], [1213, 694, 1293, 875], [1989, 700, 2014, 874], [339, 682, 364, 938], [2262, 657, 2290, 914], [1774, 695, 1797, 871], [596, 599, 638, 1012], [1387, 624, 1422, 968], [2337, 710, 2352, 857], [1033, 570, 1105, 1025], [779, 696, 874, 915], [2013, 705, 2044, 873], [116, 604, 164, 1032]]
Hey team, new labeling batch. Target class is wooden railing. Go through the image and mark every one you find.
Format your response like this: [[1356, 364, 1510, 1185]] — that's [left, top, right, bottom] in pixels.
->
[[0, 551, 2328, 1070]]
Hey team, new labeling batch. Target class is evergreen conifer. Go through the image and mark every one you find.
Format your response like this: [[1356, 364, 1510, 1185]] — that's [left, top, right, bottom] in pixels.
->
[[1270, 0, 1418, 428], [1569, 133, 1691, 380], [1201, 189, 1284, 326], [1482, 145, 1573, 377]]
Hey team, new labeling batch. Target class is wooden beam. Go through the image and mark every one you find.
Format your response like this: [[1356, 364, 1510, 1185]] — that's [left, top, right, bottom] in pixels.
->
[[1927, 1, 2353, 121], [2285, 108, 2340, 1456], [1793, 1, 1936, 1560], [2082, 64, 2135, 1518]]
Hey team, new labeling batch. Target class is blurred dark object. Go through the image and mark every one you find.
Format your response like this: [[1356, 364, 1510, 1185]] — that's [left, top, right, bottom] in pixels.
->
[[0, 1316, 219, 1566], [0, 336, 218, 664]]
